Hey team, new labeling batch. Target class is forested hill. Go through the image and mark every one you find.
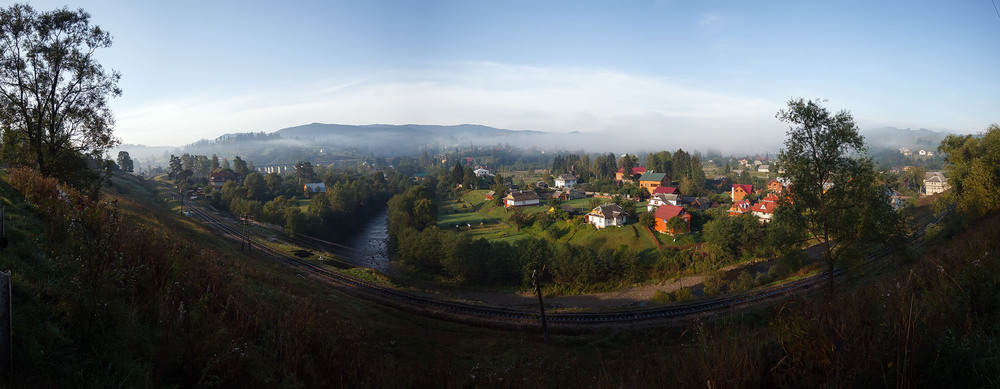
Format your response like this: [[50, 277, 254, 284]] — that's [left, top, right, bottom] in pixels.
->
[[862, 127, 952, 149]]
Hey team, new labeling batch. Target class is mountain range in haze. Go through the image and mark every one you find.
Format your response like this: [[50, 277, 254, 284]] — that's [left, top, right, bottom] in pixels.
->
[[113, 123, 957, 167]]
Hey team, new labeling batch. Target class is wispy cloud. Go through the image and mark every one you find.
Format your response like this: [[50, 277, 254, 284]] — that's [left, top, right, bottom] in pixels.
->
[[699, 13, 724, 27]]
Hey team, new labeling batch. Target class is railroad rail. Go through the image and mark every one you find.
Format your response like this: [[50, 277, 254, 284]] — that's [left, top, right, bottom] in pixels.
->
[[162, 180, 952, 329]]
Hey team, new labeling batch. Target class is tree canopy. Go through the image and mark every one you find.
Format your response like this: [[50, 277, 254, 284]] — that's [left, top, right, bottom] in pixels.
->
[[0, 4, 121, 186], [776, 98, 903, 295], [938, 124, 1000, 220]]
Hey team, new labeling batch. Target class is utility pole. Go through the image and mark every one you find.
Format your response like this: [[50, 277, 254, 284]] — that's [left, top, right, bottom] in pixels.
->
[[532, 269, 549, 342], [0, 203, 6, 253], [240, 214, 252, 252]]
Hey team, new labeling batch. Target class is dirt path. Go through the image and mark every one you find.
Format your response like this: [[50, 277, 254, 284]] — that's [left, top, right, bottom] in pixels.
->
[[431, 275, 708, 310], [395, 244, 827, 310]]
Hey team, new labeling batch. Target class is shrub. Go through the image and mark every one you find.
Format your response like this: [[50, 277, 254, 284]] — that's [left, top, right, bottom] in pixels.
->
[[673, 287, 694, 302], [650, 290, 673, 304]]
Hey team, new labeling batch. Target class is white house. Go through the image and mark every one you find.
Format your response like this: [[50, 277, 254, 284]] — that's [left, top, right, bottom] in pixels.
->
[[586, 203, 626, 229], [554, 174, 578, 188], [923, 172, 950, 195], [504, 190, 540, 208], [647, 193, 681, 212], [474, 168, 493, 177]]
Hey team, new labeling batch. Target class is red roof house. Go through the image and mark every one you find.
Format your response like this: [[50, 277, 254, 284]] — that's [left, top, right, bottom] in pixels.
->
[[731, 184, 753, 201]]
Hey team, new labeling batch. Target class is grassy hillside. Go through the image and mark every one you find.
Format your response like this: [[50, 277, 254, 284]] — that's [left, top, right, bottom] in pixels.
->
[[2, 168, 998, 387]]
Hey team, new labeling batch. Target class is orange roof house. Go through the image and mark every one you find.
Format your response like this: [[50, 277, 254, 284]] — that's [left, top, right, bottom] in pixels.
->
[[731, 184, 753, 201], [654, 204, 691, 235], [728, 199, 752, 216]]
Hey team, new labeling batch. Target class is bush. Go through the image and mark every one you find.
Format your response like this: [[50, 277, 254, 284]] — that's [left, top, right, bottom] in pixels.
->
[[673, 287, 694, 302], [733, 270, 756, 292], [650, 290, 673, 304], [702, 270, 728, 296]]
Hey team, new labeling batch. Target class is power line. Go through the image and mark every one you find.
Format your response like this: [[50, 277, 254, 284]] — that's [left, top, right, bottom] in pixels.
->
[[993, 0, 1000, 22]]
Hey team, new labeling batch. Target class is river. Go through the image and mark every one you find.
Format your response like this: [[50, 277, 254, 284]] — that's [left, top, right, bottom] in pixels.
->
[[346, 207, 392, 273]]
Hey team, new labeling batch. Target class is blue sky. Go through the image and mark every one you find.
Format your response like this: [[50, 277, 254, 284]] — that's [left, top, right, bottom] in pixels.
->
[[24, 0, 1000, 151]]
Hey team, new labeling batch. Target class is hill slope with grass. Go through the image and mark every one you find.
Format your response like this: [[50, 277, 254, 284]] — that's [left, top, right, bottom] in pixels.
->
[[3, 167, 999, 386]]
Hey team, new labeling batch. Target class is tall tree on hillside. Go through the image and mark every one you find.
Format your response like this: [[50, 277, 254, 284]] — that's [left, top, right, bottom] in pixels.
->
[[210, 154, 220, 171], [578, 154, 592, 181], [551, 154, 566, 174], [0, 4, 121, 186], [194, 155, 211, 177], [232, 156, 249, 177], [672, 149, 691, 182], [116, 151, 133, 173], [776, 98, 903, 297], [294, 161, 316, 185], [168, 154, 182, 179], [450, 161, 464, 186]]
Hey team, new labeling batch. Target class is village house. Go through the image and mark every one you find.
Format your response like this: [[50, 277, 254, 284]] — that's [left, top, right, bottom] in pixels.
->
[[647, 193, 681, 211], [923, 172, 950, 195], [615, 166, 646, 182], [751, 193, 779, 222], [504, 190, 540, 208], [651, 186, 679, 196], [653, 204, 691, 235], [474, 168, 493, 177], [728, 199, 752, 216], [303, 182, 327, 198], [731, 184, 753, 202], [767, 179, 785, 193], [682, 196, 712, 211], [638, 172, 672, 195], [554, 173, 578, 188], [484, 190, 496, 200], [209, 168, 240, 190], [586, 203, 627, 229]]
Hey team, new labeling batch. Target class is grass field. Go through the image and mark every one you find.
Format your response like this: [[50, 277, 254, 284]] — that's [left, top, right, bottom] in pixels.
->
[[435, 189, 701, 254]]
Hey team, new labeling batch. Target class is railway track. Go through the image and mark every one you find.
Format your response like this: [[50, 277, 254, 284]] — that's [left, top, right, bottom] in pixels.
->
[[162, 180, 952, 329]]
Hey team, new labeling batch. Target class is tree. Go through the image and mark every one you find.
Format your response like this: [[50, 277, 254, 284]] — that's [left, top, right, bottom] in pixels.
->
[[619, 153, 637, 178], [937, 124, 1000, 220], [638, 211, 655, 229], [116, 151, 133, 173], [243, 172, 268, 201], [462, 166, 476, 189], [0, 4, 121, 184], [450, 161, 464, 186], [294, 161, 316, 185], [666, 216, 688, 235], [776, 98, 903, 296], [168, 154, 182, 179], [232, 155, 249, 177]]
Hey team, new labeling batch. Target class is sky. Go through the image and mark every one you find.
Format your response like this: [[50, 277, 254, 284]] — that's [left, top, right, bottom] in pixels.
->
[[22, 0, 1000, 152]]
